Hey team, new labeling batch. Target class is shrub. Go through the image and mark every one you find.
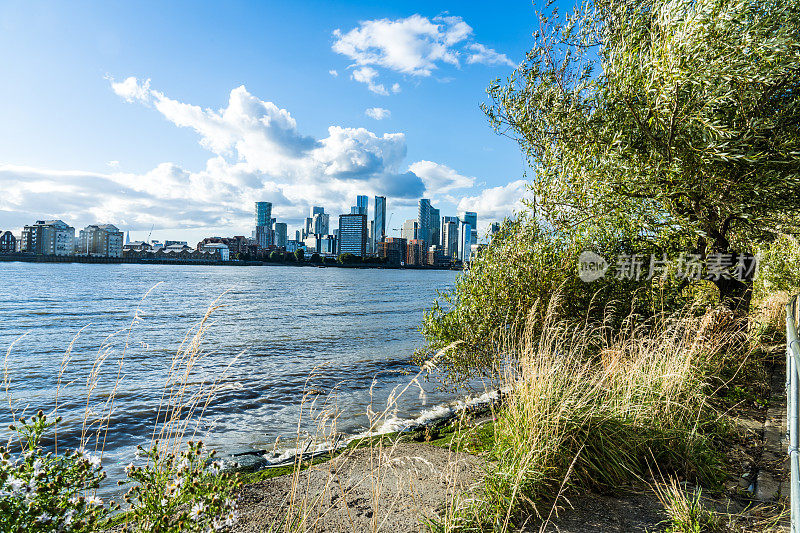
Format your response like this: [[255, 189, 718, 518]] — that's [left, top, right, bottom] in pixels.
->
[[120, 440, 241, 532], [0, 411, 110, 532]]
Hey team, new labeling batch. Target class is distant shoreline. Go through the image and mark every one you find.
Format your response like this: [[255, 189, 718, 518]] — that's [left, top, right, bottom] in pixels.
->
[[0, 253, 460, 270]]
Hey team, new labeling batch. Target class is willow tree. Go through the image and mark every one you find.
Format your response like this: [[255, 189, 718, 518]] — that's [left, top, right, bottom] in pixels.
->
[[485, 0, 800, 314]]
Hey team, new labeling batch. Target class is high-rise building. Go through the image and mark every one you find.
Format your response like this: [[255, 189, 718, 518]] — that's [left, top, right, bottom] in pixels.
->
[[311, 206, 325, 217], [338, 214, 367, 257], [429, 207, 440, 246], [77, 224, 124, 257], [442, 216, 460, 259], [458, 221, 473, 263], [418, 199, 432, 246], [274, 223, 288, 248], [255, 202, 272, 249], [490, 222, 501, 238], [21, 220, 75, 256], [401, 219, 419, 242], [368, 220, 375, 255], [462, 211, 477, 231], [313, 213, 329, 235], [374, 196, 386, 248], [356, 195, 369, 216], [378, 237, 407, 265], [406, 239, 427, 266]]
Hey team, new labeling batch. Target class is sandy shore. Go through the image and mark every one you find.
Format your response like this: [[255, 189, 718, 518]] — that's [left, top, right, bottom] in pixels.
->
[[231, 440, 484, 532]]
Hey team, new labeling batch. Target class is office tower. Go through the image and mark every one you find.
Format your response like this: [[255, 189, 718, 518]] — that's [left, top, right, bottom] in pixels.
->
[[401, 219, 419, 242], [78, 224, 124, 257], [429, 207, 440, 246], [295, 230, 301, 242], [490, 222, 500, 234], [304, 217, 314, 238], [356, 195, 368, 216], [311, 206, 324, 217], [462, 211, 477, 231], [350, 206, 359, 214], [20, 220, 75, 256], [338, 214, 367, 257], [274, 222, 288, 248], [255, 202, 272, 249], [313, 213, 329, 236], [374, 196, 386, 247], [368, 220, 375, 254], [418, 199, 432, 246], [458, 221, 473, 262], [442, 216, 460, 258]]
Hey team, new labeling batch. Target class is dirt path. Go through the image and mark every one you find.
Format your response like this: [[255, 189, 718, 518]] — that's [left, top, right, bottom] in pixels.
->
[[232, 441, 483, 532]]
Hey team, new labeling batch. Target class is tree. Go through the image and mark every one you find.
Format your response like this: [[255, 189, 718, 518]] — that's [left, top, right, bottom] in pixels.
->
[[309, 253, 322, 264], [337, 253, 361, 265], [484, 0, 800, 315], [294, 249, 305, 262]]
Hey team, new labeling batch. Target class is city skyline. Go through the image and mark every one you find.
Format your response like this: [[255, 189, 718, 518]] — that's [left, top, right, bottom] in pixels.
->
[[0, 1, 538, 245]]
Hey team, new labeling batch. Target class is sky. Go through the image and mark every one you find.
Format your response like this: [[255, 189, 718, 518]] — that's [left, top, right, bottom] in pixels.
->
[[0, 0, 545, 243]]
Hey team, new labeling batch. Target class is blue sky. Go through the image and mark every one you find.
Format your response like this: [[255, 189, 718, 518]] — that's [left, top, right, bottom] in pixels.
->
[[0, 0, 546, 243]]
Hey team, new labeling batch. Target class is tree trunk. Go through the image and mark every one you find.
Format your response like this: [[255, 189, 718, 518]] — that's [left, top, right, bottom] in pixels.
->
[[712, 275, 752, 318]]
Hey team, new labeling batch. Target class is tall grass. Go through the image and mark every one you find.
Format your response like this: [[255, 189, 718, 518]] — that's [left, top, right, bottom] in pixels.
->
[[433, 301, 744, 531]]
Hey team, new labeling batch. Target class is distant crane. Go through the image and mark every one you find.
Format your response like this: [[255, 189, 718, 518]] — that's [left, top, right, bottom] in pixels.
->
[[146, 224, 154, 244], [386, 212, 394, 234]]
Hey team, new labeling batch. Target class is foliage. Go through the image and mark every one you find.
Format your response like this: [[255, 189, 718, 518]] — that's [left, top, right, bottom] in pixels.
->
[[483, 0, 800, 311], [754, 234, 800, 297], [268, 251, 284, 263], [309, 253, 322, 264], [120, 440, 241, 532], [655, 478, 725, 533], [418, 215, 691, 384], [336, 253, 361, 265], [0, 411, 110, 532], [293, 249, 305, 262]]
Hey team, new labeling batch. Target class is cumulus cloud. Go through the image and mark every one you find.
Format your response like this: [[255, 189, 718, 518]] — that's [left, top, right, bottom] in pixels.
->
[[332, 14, 513, 93], [409, 160, 475, 199], [328, 69, 338, 77], [1, 78, 442, 234], [466, 43, 516, 67], [365, 107, 391, 120], [456, 180, 530, 222]]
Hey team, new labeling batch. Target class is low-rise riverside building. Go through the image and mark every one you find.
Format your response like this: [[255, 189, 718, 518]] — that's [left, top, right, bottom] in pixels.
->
[[77, 224, 124, 257], [0, 231, 16, 253], [20, 220, 75, 256], [199, 242, 230, 261], [378, 237, 406, 265], [406, 239, 427, 266]]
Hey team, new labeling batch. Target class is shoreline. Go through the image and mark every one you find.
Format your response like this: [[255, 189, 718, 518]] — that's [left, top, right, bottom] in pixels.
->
[[0, 254, 460, 270]]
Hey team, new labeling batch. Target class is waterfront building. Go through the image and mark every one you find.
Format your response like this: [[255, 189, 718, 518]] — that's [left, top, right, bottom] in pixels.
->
[[123, 241, 152, 253], [338, 213, 367, 257], [418, 199, 432, 247], [400, 219, 419, 242], [196, 236, 251, 257], [355, 195, 368, 216], [458, 221, 473, 263], [199, 242, 230, 261], [378, 237, 407, 265], [274, 223, 288, 248], [462, 211, 478, 231], [77, 224, 124, 257], [313, 213, 329, 236], [406, 239, 427, 266], [255, 201, 272, 249], [429, 207, 440, 247], [368, 220, 375, 255], [21, 220, 75, 256], [374, 195, 386, 249], [442, 216, 459, 259], [0, 231, 16, 253], [286, 240, 300, 253], [320, 234, 338, 256], [427, 245, 451, 267], [304, 234, 321, 253]]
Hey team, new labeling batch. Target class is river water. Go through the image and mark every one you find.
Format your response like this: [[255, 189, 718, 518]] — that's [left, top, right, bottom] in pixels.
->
[[0, 262, 471, 495]]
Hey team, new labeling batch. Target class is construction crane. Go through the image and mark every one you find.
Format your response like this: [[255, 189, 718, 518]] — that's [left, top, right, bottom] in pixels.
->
[[146, 224, 154, 244]]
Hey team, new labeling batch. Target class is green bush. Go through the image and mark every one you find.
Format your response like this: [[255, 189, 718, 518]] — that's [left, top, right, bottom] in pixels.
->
[[0, 411, 111, 532]]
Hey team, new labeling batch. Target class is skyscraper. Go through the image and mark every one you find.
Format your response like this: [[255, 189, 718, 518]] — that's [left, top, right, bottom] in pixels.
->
[[274, 222, 288, 248], [311, 206, 324, 217], [401, 219, 419, 242], [313, 213, 329, 235], [374, 196, 386, 248], [430, 207, 440, 246], [459, 220, 473, 263], [338, 214, 367, 257], [356, 195, 368, 216], [255, 202, 272, 249], [442, 216, 459, 258], [418, 199, 432, 246], [462, 211, 477, 230]]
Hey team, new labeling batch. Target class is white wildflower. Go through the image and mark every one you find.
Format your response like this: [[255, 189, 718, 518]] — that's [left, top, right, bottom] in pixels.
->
[[87, 495, 103, 506], [189, 501, 205, 520], [32, 458, 44, 477]]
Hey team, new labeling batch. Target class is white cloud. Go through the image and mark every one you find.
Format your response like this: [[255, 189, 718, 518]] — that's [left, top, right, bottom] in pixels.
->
[[466, 43, 516, 67], [352, 66, 388, 95], [106, 160, 120, 168], [328, 69, 338, 77], [332, 14, 513, 93], [409, 160, 475, 199], [110, 76, 152, 103], [391, 83, 401, 93], [456, 180, 529, 222], [365, 107, 391, 120]]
